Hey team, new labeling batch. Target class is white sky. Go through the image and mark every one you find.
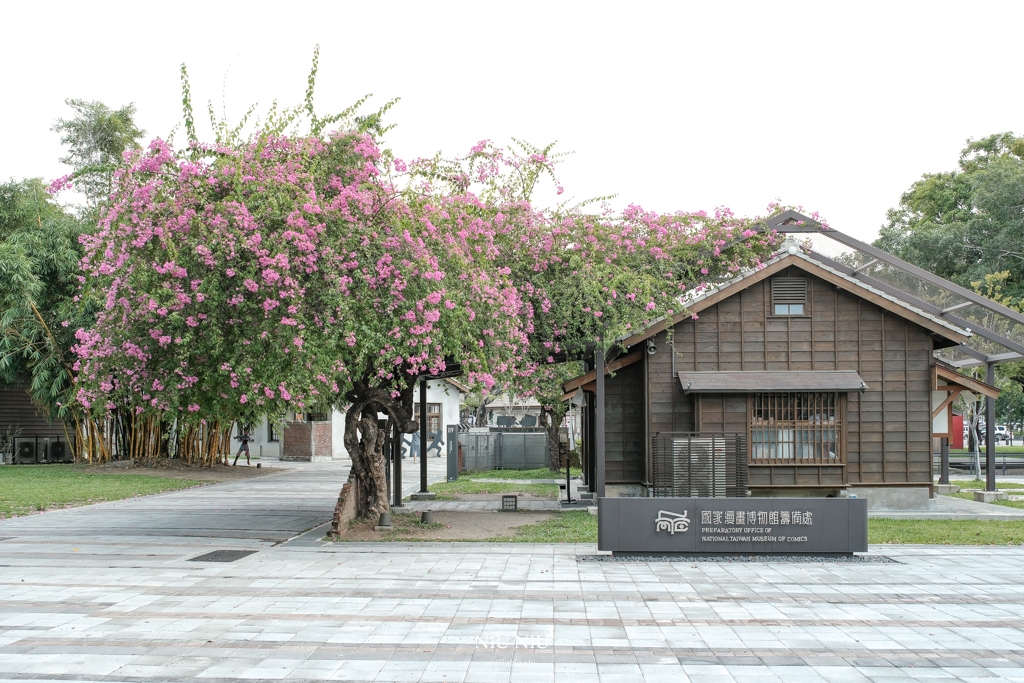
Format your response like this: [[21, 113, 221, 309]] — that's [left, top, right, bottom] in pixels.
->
[[4, 1, 1022, 243]]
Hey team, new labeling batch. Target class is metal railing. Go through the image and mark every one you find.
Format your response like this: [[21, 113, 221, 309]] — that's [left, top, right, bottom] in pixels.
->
[[459, 431, 548, 471]]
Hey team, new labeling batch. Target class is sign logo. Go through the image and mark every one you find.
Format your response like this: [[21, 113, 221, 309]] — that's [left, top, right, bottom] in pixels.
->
[[655, 510, 690, 535]]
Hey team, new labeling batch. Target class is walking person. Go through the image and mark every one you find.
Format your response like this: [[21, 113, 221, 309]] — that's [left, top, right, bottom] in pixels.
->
[[233, 426, 252, 466]]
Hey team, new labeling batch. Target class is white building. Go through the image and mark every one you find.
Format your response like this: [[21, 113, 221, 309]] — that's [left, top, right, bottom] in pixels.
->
[[245, 379, 466, 462]]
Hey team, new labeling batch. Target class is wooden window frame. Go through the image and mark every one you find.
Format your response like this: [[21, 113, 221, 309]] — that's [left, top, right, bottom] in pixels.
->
[[414, 402, 443, 434], [770, 276, 810, 317], [747, 392, 845, 465]]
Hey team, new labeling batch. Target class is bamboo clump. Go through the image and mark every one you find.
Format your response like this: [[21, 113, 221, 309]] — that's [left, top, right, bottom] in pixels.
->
[[71, 412, 232, 467]]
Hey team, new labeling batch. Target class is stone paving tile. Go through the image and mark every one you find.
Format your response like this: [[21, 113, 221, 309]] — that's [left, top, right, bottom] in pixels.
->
[[5, 464, 1024, 681]]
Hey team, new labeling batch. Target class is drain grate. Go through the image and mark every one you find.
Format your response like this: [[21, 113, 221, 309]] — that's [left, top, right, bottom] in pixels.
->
[[188, 549, 258, 563]]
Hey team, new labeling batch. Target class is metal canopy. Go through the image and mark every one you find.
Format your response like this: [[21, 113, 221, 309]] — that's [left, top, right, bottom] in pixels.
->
[[763, 210, 1024, 369]]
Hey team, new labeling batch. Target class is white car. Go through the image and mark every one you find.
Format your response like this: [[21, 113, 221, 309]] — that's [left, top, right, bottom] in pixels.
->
[[995, 425, 1012, 444]]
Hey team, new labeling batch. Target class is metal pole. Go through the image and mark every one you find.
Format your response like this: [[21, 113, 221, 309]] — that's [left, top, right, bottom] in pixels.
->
[[420, 377, 428, 493], [940, 437, 950, 486], [986, 362, 997, 492], [565, 444, 573, 503], [393, 421, 403, 507], [595, 349, 606, 498]]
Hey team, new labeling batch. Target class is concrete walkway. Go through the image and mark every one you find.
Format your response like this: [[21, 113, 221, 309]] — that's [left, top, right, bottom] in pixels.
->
[[869, 494, 1024, 521], [5, 465, 1024, 681]]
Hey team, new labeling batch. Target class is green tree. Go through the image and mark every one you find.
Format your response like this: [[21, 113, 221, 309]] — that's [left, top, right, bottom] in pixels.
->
[[51, 99, 145, 210], [0, 179, 88, 421], [876, 132, 1024, 298]]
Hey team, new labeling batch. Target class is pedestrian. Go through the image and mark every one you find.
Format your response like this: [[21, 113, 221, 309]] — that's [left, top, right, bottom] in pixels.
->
[[233, 427, 252, 466], [405, 431, 421, 463]]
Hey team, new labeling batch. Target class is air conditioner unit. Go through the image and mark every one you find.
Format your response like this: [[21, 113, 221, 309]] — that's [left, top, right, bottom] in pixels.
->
[[15, 442, 36, 464], [49, 441, 69, 462]]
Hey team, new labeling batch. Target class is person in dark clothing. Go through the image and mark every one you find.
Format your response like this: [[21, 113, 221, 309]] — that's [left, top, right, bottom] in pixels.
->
[[233, 427, 252, 466]]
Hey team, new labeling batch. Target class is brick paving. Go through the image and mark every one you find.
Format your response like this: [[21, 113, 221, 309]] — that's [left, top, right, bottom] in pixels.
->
[[2, 462, 1024, 681]]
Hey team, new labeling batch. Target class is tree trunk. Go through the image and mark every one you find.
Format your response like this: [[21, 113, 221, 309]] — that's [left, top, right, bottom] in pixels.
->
[[541, 406, 562, 471], [331, 383, 417, 534]]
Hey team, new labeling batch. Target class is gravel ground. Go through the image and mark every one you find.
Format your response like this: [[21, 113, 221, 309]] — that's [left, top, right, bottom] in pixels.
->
[[578, 553, 898, 563]]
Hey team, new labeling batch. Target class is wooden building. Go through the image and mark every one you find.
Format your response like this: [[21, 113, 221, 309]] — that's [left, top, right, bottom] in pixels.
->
[[0, 382, 72, 463], [565, 244, 999, 507]]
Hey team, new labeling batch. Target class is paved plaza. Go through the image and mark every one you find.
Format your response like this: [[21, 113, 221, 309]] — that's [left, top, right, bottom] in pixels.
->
[[3, 462, 1024, 682]]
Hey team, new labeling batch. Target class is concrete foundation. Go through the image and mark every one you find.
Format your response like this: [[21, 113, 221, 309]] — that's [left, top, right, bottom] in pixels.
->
[[974, 490, 1009, 503], [605, 484, 646, 497], [934, 484, 960, 496], [854, 486, 932, 511]]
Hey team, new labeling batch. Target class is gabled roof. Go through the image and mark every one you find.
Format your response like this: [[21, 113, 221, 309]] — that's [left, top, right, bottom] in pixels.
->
[[762, 211, 1024, 369], [618, 250, 971, 350]]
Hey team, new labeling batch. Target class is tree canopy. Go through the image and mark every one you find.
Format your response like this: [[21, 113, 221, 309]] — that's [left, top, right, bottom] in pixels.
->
[[0, 178, 86, 419], [51, 99, 145, 210], [875, 132, 1024, 298]]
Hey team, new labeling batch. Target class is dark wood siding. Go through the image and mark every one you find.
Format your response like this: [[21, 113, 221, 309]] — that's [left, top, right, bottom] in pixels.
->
[[0, 384, 67, 439], [645, 266, 933, 488], [604, 359, 644, 483]]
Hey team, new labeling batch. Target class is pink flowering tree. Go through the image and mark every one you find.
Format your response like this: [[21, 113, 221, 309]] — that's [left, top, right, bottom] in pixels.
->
[[68, 50, 778, 523], [408, 140, 780, 467]]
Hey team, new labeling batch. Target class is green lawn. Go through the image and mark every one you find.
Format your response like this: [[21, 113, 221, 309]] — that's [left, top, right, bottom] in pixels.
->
[[869, 518, 1024, 545], [465, 468, 581, 479], [485, 510, 598, 542], [942, 479, 1024, 509], [0, 465, 209, 518], [410, 479, 559, 501], [484, 511, 1024, 546]]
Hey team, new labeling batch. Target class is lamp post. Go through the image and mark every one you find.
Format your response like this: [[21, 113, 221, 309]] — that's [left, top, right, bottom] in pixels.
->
[[595, 347, 606, 499]]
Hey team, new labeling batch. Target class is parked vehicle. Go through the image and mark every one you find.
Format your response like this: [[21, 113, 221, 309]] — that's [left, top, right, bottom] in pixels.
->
[[995, 425, 1012, 444]]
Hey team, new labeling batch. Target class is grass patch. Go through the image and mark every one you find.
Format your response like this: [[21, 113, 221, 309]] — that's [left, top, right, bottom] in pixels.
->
[[869, 518, 1024, 545], [412, 480, 558, 500], [485, 510, 597, 543], [951, 479, 1024, 489], [466, 468, 581, 480], [0, 464, 208, 518], [941, 480, 1024, 509], [946, 493, 1024, 509]]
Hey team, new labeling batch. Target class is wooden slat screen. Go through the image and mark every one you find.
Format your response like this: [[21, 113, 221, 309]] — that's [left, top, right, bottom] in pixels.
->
[[750, 392, 842, 464], [652, 432, 747, 497]]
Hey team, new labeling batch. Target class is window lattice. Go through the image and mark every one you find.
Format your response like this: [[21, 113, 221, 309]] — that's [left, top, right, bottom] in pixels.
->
[[750, 392, 841, 464]]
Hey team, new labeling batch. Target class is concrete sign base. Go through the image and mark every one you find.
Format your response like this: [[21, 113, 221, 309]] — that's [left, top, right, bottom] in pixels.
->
[[598, 497, 868, 555]]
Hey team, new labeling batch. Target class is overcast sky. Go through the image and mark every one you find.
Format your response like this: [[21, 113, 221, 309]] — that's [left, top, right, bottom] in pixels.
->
[[5, 1, 1022, 243]]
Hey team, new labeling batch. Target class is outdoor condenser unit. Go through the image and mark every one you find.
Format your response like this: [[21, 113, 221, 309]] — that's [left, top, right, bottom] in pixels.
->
[[15, 442, 36, 464]]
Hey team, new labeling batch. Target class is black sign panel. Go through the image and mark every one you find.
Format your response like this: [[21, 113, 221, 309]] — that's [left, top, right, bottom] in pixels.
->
[[446, 425, 459, 482], [598, 497, 868, 554]]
